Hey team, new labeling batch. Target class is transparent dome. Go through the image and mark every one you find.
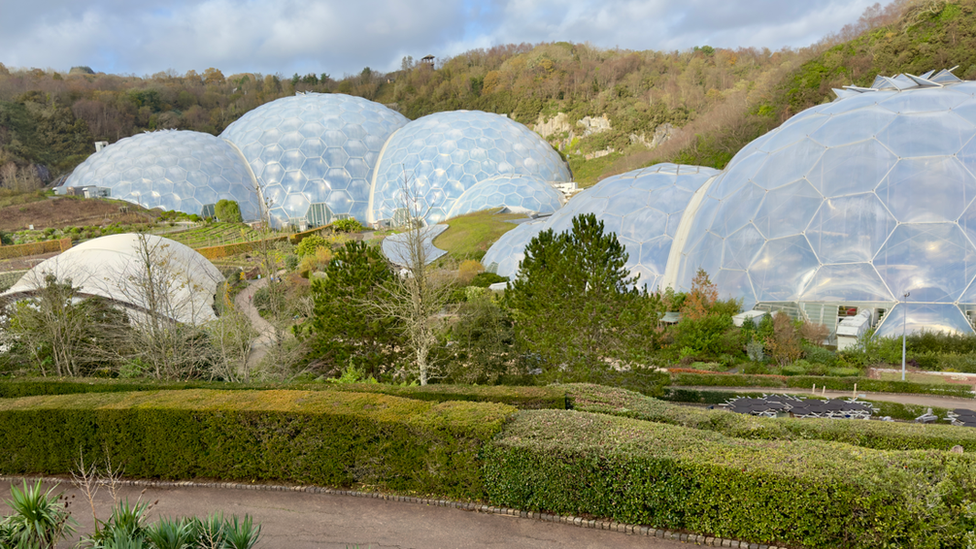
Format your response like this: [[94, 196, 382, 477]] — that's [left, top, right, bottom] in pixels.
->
[[65, 130, 261, 221], [446, 174, 565, 219], [221, 93, 408, 227], [481, 219, 548, 279], [368, 110, 571, 225], [669, 71, 976, 336], [483, 163, 718, 290]]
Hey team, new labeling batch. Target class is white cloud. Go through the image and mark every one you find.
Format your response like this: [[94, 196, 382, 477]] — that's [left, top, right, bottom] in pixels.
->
[[0, 0, 887, 76]]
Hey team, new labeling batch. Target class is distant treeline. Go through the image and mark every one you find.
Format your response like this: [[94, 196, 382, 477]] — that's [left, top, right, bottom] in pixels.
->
[[2, 0, 963, 187]]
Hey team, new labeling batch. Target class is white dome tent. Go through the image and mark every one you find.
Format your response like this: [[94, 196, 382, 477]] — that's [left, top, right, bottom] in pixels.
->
[[1, 234, 223, 326]]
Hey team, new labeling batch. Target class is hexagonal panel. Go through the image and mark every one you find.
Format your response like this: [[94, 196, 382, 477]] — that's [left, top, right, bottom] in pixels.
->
[[753, 179, 822, 240], [807, 193, 896, 264], [747, 236, 819, 302], [877, 157, 976, 223], [874, 303, 975, 337], [877, 111, 975, 157], [808, 107, 896, 147], [875, 223, 976, 303], [807, 139, 896, 197], [370, 111, 571, 225], [800, 263, 893, 302], [64, 130, 261, 221], [221, 93, 408, 226]]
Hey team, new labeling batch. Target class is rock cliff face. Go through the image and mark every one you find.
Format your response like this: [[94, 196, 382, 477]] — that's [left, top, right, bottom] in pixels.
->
[[532, 113, 676, 159]]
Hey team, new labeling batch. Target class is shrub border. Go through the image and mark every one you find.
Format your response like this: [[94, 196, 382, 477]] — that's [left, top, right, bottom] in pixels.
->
[[0, 475, 792, 549]]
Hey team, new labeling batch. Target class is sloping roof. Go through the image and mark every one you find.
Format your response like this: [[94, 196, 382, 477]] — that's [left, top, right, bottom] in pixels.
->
[[1, 233, 223, 325]]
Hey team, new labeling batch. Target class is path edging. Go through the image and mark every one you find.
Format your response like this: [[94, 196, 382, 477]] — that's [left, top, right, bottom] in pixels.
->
[[0, 474, 792, 549]]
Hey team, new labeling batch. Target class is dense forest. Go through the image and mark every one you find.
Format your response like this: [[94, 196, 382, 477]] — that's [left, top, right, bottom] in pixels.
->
[[1, 0, 968, 188]]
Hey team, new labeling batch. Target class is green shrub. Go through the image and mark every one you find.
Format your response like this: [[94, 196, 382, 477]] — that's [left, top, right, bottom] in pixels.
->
[[483, 409, 976, 549], [332, 218, 365, 233], [0, 390, 516, 500], [801, 342, 838, 366], [568, 383, 976, 451], [295, 235, 327, 258], [469, 272, 507, 288], [214, 200, 242, 223]]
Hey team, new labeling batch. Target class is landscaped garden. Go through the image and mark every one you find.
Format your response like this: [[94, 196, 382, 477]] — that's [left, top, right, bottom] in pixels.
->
[[2, 210, 976, 548]]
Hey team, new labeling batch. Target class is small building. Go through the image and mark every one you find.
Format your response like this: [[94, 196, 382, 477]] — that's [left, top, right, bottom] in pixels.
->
[[421, 55, 435, 66]]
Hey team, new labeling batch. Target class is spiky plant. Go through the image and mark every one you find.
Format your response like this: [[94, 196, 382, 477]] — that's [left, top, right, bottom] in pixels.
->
[[0, 480, 75, 549]]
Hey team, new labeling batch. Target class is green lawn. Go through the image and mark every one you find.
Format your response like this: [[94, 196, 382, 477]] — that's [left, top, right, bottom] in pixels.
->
[[568, 153, 622, 188], [433, 209, 528, 260], [874, 369, 976, 386]]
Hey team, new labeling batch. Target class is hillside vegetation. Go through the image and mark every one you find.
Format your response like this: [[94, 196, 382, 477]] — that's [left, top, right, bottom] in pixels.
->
[[2, 0, 971, 190]]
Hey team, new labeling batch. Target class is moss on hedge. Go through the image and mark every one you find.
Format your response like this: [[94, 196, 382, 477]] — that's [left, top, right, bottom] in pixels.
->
[[0, 378, 568, 410], [0, 390, 517, 499], [568, 384, 976, 451], [484, 409, 976, 548]]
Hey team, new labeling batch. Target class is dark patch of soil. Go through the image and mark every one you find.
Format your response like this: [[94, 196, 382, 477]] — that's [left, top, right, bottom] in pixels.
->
[[0, 197, 155, 231]]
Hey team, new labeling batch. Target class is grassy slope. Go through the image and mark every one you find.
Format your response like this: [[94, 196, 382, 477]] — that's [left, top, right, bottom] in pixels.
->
[[432, 209, 527, 260]]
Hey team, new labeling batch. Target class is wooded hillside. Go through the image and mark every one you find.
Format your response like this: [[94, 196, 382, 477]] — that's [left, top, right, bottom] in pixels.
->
[[0, 0, 965, 188]]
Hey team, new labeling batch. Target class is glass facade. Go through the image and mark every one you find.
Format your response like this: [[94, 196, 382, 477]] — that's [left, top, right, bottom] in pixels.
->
[[221, 93, 408, 227], [65, 130, 262, 221], [672, 74, 976, 335], [482, 163, 718, 290], [369, 111, 571, 225], [446, 174, 564, 218]]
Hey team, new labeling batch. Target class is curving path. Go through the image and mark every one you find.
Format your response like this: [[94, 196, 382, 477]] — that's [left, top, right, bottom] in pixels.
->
[[234, 277, 275, 370], [0, 479, 690, 549]]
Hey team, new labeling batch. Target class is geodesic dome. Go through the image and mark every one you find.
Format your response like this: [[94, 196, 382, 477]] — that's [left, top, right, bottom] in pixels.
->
[[667, 69, 976, 336], [481, 219, 549, 279], [221, 93, 408, 227], [483, 163, 718, 290], [445, 174, 565, 219], [1, 234, 223, 325], [368, 110, 571, 225], [65, 130, 261, 221]]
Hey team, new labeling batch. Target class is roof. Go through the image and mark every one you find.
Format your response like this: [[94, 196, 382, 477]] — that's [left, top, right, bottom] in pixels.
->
[[1, 233, 223, 325]]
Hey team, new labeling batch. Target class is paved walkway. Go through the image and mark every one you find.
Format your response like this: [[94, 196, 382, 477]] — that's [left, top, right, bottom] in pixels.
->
[[234, 278, 275, 369], [0, 480, 687, 549], [680, 386, 976, 411]]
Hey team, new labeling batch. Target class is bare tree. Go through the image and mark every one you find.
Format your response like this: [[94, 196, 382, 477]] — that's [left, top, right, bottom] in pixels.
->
[[108, 233, 220, 380], [207, 288, 258, 382], [371, 176, 457, 385]]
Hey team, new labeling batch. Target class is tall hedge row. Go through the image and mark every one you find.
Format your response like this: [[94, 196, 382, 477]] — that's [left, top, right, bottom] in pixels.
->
[[0, 378, 568, 409], [0, 390, 516, 499], [483, 409, 976, 549], [569, 384, 976, 451]]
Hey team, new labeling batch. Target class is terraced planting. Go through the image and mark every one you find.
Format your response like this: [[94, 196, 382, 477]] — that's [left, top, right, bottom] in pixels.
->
[[163, 222, 263, 249]]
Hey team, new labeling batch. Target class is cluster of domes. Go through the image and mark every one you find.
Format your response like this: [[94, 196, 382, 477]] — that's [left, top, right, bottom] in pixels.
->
[[65, 94, 570, 228], [486, 70, 976, 337]]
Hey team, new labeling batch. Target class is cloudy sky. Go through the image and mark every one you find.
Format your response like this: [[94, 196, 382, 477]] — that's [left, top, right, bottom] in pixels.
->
[[1, 0, 884, 77]]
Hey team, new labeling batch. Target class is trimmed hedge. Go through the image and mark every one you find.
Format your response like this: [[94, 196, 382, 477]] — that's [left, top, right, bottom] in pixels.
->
[[483, 409, 976, 548], [0, 238, 71, 260], [195, 236, 288, 260], [0, 378, 567, 410], [0, 390, 516, 499], [569, 384, 976, 451], [672, 372, 974, 398]]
